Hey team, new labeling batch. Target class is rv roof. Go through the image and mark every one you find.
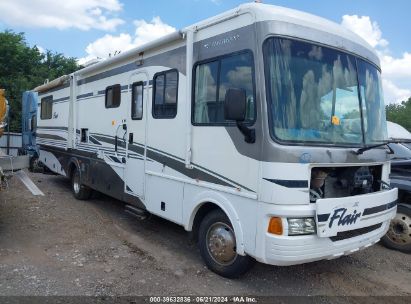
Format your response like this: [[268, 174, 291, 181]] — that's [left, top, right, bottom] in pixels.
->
[[73, 3, 378, 78], [190, 2, 378, 65]]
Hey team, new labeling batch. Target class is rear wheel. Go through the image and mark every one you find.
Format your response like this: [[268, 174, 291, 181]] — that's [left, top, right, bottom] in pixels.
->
[[381, 205, 411, 253], [71, 167, 92, 200], [198, 209, 254, 278], [29, 157, 42, 173]]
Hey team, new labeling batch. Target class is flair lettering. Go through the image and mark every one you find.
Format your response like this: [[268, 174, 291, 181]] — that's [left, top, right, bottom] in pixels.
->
[[329, 208, 361, 228]]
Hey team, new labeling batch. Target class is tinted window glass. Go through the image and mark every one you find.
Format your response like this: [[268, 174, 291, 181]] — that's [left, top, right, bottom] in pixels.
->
[[153, 70, 178, 118], [194, 61, 219, 123], [165, 72, 178, 105], [193, 51, 255, 124], [154, 74, 164, 106], [105, 84, 121, 108], [131, 82, 143, 120], [264, 38, 362, 144], [40, 96, 53, 120], [358, 60, 388, 144], [263, 37, 388, 146]]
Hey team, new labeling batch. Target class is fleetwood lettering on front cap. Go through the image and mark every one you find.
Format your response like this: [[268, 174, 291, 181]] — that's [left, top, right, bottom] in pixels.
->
[[329, 208, 361, 228], [203, 34, 240, 49]]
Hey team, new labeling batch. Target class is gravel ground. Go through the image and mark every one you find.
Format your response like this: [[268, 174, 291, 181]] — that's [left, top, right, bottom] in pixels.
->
[[0, 171, 410, 299]]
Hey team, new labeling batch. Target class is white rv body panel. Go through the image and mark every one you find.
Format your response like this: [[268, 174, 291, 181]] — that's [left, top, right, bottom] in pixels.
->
[[34, 3, 396, 269], [191, 127, 260, 192]]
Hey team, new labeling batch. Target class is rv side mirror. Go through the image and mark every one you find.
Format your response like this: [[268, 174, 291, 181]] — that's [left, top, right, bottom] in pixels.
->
[[224, 88, 246, 121], [224, 88, 255, 144]]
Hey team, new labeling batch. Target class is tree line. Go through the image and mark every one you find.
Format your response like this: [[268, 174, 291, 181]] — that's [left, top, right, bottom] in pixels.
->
[[0, 30, 79, 131], [386, 98, 411, 132], [0, 30, 410, 133]]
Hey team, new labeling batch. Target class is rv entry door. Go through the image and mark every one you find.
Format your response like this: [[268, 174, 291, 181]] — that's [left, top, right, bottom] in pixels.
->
[[124, 72, 148, 198]]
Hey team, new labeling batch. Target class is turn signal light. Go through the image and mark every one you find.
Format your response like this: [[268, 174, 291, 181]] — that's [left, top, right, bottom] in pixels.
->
[[268, 217, 283, 235]]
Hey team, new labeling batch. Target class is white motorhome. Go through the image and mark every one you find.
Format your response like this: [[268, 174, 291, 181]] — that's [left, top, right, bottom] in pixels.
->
[[33, 3, 398, 277]]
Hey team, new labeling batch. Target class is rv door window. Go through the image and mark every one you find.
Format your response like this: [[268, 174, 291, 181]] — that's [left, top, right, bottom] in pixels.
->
[[193, 51, 255, 125], [131, 82, 143, 120], [153, 69, 178, 118], [105, 84, 121, 108], [40, 96, 53, 120]]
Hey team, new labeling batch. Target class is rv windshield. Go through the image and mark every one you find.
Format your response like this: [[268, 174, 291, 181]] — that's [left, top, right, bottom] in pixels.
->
[[263, 37, 388, 146]]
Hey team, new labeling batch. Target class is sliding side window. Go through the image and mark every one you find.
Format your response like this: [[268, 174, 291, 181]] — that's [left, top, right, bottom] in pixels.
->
[[40, 96, 53, 120], [153, 69, 178, 119], [193, 50, 256, 125], [131, 82, 144, 120], [105, 84, 121, 108]]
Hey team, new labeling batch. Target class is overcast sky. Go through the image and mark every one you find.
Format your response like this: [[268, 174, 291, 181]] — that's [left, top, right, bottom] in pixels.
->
[[0, 0, 410, 104]]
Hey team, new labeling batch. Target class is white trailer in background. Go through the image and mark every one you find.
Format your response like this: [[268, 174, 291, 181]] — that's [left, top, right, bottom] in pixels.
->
[[33, 3, 397, 277], [387, 121, 411, 140]]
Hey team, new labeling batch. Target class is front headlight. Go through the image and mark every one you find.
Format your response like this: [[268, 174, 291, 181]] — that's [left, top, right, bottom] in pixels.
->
[[287, 218, 316, 235]]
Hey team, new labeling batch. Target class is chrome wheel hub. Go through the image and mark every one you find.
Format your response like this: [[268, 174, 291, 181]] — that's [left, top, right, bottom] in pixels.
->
[[387, 212, 411, 245], [206, 222, 237, 266], [73, 172, 80, 194]]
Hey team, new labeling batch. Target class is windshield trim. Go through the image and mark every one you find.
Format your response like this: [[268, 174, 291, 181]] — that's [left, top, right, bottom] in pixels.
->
[[263, 35, 384, 149], [354, 56, 367, 146]]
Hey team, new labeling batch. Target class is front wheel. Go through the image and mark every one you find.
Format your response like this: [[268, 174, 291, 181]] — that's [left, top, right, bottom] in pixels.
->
[[198, 209, 254, 278], [71, 167, 92, 200], [381, 204, 411, 253]]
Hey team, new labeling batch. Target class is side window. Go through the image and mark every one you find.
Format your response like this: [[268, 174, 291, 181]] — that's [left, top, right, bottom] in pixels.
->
[[81, 128, 89, 143], [193, 51, 255, 125], [131, 82, 144, 120], [153, 69, 178, 118], [105, 84, 121, 108], [40, 96, 53, 120]]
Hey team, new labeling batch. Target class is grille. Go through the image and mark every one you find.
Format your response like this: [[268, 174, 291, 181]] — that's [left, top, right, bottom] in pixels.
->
[[329, 223, 383, 242]]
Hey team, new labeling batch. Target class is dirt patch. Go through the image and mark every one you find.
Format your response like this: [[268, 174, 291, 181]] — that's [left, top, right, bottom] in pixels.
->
[[0, 171, 410, 297]]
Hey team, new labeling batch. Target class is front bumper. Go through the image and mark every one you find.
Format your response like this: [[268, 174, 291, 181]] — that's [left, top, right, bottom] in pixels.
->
[[253, 189, 397, 266]]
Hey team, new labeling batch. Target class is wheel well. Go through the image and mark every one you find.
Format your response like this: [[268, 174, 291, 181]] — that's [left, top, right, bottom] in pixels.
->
[[68, 162, 77, 180], [190, 202, 223, 243], [399, 190, 411, 204]]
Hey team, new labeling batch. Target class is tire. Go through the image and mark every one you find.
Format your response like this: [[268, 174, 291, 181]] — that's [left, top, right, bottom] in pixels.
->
[[31, 158, 45, 173], [198, 209, 254, 278], [381, 204, 411, 253], [71, 167, 92, 200], [29, 157, 39, 173]]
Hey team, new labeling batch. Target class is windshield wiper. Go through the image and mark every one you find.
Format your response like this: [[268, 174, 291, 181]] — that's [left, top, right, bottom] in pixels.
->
[[355, 142, 392, 155], [355, 140, 411, 155]]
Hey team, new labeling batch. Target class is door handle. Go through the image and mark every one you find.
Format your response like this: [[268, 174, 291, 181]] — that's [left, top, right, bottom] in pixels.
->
[[129, 132, 134, 144]]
